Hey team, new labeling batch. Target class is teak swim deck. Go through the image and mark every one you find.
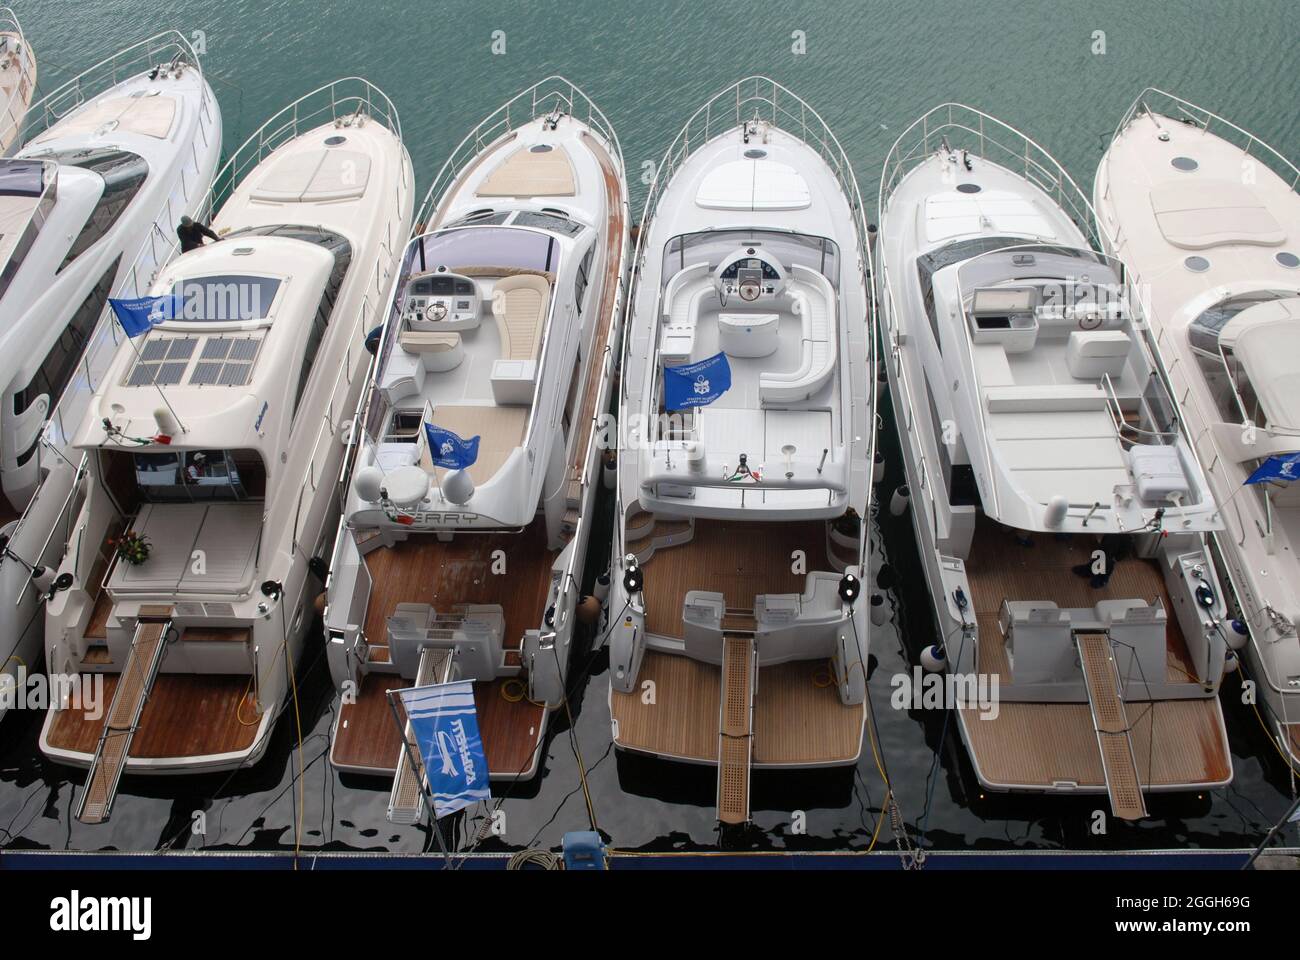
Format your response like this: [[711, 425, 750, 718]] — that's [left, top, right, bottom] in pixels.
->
[[332, 523, 553, 778], [611, 650, 864, 767], [957, 520, 1231, 795], [332, 671, 545, 777], [47, 673, 259, 761], [639, 519, 830, 639]]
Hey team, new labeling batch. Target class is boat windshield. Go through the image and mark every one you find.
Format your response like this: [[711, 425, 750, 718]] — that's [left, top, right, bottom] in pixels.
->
[[661, 228, 840, 289], [411, 226, 558, 274]]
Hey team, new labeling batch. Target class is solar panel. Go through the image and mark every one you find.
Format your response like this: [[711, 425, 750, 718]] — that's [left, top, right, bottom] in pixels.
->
[[156, 362, 188, 384], [126, 364, 157, 387], [217, 362, 252, 386], [201, 338, 232, 361], [185, 335, 263, 386], [189, 361, 223, 385]]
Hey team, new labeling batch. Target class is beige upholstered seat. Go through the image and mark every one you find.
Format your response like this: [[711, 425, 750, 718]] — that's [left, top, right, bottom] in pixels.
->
[[400, 330, 463, 372], [400, 330, 460, 353], [491, 274, 550, 361]]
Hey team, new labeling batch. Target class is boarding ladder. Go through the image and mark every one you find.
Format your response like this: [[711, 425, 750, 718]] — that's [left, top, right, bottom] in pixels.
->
[[1076, 632, 1149, 821], [76, 606, 173, 825], [716, 635, 756, 825], [387, 646, 456, 824]]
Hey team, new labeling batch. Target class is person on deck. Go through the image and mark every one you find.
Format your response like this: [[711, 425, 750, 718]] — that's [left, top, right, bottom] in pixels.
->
[[177, 215, 220, 252], [1072, 533, 1132, 589]]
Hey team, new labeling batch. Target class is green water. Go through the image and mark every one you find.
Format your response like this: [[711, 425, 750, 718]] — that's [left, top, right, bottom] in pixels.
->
[[3, 0, 1298, 855], [25, 0, 1299, 215]]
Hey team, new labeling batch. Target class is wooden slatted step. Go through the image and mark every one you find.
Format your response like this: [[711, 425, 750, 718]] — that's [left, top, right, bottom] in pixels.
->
[[84, 592, 113, 640], [388, 647, 456, 824], [717, 636, 755, 825], [80, 646, 112, 666], [77, 609, 172, 825], [1077, 632, 1148, 821], [626, 515, 693, 558]]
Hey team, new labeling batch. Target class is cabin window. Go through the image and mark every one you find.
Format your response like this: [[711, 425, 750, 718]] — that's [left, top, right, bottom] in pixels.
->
[[56, 149, 148, 272], [13, 256, 121, 416], [512, 210, 584, 237], [169, 274, 283, 322], [573, 247, 594, 316], [127, 448, 266, 503], [0, 160, 55, 302], [292, 238, 353, 420]]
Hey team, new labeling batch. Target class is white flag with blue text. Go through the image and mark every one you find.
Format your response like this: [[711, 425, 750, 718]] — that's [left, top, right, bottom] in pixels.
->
[[396, 680, 490, 818]]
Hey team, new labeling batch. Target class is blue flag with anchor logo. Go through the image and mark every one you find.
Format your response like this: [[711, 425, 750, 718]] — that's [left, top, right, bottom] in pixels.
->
[[663, 351, 732, 409], [1246, 452, 1300, 485], [423, 422, 480, 469], [396, 681, 490, 818], [109, 294, 184, 338]]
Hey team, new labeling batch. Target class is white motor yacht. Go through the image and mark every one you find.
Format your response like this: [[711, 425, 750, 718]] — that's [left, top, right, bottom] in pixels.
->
[[877, 103, 1233, 821], [0, 32, 221, 722], [323, 78, 628, 823], [606, 78, 876, 826], [1096, 89, 1300, 767], [38, 79, 413, 825]]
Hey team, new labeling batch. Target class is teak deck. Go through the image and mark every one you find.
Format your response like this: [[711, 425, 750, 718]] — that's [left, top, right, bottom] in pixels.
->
[[959, 697, 1230, 788], [333, 672, 544, 777], [359, 521, 556, 654], [569, 130, 624, 476], [958, 518, 1230, 790], [612, 650, 863, 765], [47, 673, 258, 759], [965, 520, 1198, 683], [640, 519, 829, 639]]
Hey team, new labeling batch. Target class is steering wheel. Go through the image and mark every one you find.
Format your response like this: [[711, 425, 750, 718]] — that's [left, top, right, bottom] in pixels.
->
[[424, 301, 449, 323]]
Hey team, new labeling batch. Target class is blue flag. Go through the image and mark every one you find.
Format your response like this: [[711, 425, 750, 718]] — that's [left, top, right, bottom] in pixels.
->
[[109, 295, 183, 338], [424, 422, 480, 469], [664, 351, 732, 409], [1246, 453, 1300, 485], [397, 680, 490, 818]]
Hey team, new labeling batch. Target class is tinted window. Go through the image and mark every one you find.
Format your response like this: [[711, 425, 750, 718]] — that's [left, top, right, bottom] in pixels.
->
[[293, 237, 353, 418], [14, 255, 121, 419], [574, 247, 593, 316], [0, 159, 46, 197], [512, 210, 584, 237], [416, 226, 557, 274], [56, 149, 148, 271], [132, 448, 264, 502], [915, 236, 1030, 353], [169, 275, 283, 321]]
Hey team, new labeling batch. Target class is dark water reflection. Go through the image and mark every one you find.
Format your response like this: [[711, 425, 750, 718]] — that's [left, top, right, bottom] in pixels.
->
[[2, 389, 1295, 856]]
